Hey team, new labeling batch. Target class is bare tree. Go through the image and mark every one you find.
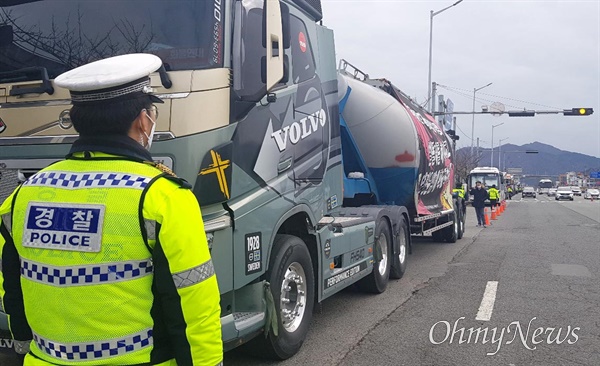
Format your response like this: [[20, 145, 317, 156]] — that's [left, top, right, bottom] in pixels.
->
[[454, 148, 482, 184], [0, 6, 155, 72]]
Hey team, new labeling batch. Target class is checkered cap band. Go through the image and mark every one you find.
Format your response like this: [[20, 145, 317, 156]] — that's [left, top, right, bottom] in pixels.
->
[[24, 171, 151, 190], [70, 80, 152, 102], [172, 260, 215, 289], [33, 328, 152, 361], [21, 258, 153, 287]]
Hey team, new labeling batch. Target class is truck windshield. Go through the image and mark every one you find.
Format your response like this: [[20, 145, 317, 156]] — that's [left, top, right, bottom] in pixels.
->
[[0, 0, 224, 79], [469, 173, 499, 189]]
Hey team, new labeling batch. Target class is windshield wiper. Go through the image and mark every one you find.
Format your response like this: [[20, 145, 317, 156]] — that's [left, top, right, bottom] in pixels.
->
[[0, 66, 54, 96]]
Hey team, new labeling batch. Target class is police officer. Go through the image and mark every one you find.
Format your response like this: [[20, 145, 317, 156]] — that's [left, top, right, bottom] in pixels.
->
[[488, 184, 500, 208], [0, 54, 222, 365], [453, 183, 465, 199], [507, 186, 513, 200]]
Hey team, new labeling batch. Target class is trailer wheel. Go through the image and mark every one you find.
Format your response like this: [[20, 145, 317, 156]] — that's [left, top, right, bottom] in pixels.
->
[[390, 216, 408, 279], [357, 218, 391, 293], [457, 200, 465, 239], [444, 211, 458, 243], [431, 229, 444, 242], [257, 234, 315, 360]]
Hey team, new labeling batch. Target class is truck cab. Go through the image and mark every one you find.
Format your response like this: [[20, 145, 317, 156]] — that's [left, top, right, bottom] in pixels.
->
[[0, 0, 414, 360]]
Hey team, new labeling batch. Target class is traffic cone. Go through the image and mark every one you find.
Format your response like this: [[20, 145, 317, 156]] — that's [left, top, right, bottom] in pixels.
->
[[491, 207, 497, 220], [485, 208, 491, 226]]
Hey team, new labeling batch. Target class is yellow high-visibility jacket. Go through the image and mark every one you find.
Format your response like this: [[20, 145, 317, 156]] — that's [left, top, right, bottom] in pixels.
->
[[452, 188, 465, 198], [0, 152, 222, 365], [488, 188, 499, 200]]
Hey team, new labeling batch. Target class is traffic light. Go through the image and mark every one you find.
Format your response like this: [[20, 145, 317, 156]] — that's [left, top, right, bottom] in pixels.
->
[[508, 110, 535, 117], [563, 108, 593, 116]]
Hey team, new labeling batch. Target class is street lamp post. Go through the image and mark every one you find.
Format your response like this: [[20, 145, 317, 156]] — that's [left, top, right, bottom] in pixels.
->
[[490, 122, 504, 167], [470, 82, 493, 155], [498, 137, 509, 170], [427, 0, 464, 112]]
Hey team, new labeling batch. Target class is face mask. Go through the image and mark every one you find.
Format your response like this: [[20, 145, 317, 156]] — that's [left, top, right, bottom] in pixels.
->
[[143, 111, 156, 149]]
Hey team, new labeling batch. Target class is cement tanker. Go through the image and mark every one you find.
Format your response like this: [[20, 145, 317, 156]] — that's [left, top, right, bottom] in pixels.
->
[[337, 60, 465, 241]]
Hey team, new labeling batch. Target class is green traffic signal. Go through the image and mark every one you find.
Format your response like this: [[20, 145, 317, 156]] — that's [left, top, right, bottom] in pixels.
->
[[563, 108, 593, 116]]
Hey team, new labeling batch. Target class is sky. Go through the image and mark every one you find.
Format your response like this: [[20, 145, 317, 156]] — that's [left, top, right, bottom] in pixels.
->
[[320, 0, 600, 157]]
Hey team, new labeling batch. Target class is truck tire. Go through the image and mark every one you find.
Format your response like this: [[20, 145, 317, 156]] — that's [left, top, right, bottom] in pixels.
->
[[431, 229, 444, 242], [357, 218, 392, 293], [456, 199, 464, 239], [444, 211, 458, 243], [457, 208, 464, 240], [257, 234, 315, 360], [390, 216, 408, 279]]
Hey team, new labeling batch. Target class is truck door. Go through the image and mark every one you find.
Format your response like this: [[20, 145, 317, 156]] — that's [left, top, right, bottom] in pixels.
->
[[289, 15, 329, 188]]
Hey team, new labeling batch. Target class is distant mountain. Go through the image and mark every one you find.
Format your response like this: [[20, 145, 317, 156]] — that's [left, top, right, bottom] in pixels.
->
[[458, 141, 600, 177]]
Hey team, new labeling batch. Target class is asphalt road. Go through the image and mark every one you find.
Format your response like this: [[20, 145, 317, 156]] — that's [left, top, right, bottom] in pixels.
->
[[2, 194, 597, 365], [227, 194, 599, 365]]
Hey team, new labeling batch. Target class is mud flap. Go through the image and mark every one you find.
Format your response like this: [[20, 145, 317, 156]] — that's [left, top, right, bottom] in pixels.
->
[[264, 282, 278, 338], [372, 234, 383, 262]]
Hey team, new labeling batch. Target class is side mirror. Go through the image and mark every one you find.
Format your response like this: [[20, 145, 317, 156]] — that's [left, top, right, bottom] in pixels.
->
[[262, 54, 289, 85], [264, 0, 284, 91]]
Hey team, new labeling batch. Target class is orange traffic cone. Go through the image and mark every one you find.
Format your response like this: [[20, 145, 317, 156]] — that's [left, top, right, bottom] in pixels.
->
[[485, 208, 491, 226], [491, 207, 498, 220]]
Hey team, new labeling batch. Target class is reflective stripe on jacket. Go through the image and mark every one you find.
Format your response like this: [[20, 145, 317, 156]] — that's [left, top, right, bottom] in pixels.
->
[[0, 153, 222, 365]]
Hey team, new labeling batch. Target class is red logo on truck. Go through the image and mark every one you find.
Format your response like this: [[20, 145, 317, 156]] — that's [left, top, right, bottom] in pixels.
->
[[0, 117, 6, 134], [298, 32, 307, 53]]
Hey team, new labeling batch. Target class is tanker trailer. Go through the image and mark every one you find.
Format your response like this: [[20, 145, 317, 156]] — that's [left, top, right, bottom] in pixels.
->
[[337, 60, 465, 242]]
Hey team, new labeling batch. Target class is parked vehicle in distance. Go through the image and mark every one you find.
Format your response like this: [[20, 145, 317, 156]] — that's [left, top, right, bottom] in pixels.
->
[[548, 188, 557, 196], [522, 187, 537, 198], [556, 187, 574, 201], [584, 188, 599, 200], [571, 186, 582, 196]]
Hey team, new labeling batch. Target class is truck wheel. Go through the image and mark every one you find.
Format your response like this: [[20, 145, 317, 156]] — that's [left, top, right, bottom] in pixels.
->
[[390, 216, 408, 279], [456, 199, 465, 239], [444, 212, 458, 243], [457, 208, 464, 239], [357, 218, 391, 293], [431, 229, 444, 242], [258, 234, 315, 360]]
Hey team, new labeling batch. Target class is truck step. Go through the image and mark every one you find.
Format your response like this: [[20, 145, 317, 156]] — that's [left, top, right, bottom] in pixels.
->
[[233, 311, 265, 331]]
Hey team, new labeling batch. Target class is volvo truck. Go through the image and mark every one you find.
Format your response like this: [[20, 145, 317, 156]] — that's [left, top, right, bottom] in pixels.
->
[[0, 0, 464, 360]]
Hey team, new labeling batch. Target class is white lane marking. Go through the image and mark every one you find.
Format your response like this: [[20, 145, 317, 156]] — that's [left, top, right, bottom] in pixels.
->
[[475, 281, 499, 321]]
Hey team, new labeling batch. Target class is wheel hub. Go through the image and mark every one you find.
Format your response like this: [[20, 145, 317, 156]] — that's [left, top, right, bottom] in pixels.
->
[[378, 234, 388, 276], [398, 232, 406, 264], [280, 262, 307, 332]]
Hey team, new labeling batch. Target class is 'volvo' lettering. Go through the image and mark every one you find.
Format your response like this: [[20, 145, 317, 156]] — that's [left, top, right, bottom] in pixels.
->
[[271, 109, 327, 152]]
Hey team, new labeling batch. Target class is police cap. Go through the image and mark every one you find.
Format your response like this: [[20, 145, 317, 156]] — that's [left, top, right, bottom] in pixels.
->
[[54, 53, 164, 105]]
